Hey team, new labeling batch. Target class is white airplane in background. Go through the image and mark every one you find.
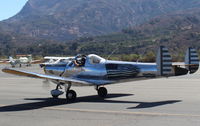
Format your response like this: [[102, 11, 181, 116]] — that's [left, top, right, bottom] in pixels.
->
[[2, 46, 199, 102], [9, 55, 41, 67], [40, 56, 74, 67]]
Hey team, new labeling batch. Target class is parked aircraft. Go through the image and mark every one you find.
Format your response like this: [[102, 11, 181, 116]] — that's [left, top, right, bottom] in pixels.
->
[[2, 46, 199, 101], [9, 55, 41, 67], [9, 55, 32, 67], [40, 56, 74, 68]]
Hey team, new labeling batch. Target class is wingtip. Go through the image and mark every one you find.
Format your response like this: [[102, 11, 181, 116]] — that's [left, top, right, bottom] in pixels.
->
[[2, 67, 10, 73], [2, 67, 15, 73], [2, 68, 8, 72]]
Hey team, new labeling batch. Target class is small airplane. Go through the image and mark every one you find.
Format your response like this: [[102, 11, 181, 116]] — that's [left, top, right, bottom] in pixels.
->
[[40, 56, 74, 68], [2, 46, 199, 101], [9, 55, 41, 67], [9, 55, 33, 67]]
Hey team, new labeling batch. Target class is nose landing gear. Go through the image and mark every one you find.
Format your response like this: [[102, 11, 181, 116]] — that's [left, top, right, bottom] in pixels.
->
[[50, 83, 77, 101]]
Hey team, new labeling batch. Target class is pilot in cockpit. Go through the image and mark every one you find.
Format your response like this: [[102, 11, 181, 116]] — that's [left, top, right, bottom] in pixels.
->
[[73, 54, 86, 67]]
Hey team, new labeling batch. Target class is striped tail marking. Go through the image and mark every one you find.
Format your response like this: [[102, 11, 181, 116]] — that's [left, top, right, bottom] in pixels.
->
[[156, 46, 173, 76], [185, 47, 199, 74]]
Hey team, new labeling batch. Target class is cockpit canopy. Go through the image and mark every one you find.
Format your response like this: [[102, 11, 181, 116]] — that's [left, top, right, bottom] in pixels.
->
[[67, 54, 105, 67], [87, 54, 105, 64]]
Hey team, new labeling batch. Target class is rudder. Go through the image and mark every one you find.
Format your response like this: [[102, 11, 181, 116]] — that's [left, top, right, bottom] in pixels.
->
[[185, 47, 199, 74], [156, 46, 173, 76]]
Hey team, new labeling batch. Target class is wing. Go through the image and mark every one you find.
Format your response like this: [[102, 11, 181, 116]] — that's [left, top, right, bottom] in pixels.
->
[[2, 68, 114, 86], [2, 68, 91, 85], [31, 60, 43, 64]]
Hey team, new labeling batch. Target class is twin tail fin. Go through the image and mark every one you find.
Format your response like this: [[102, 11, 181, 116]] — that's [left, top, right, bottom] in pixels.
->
[[156, 46, 199, 76]]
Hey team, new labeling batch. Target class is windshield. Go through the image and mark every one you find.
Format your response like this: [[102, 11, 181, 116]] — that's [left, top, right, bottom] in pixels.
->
[[88, 54, 105, 64]]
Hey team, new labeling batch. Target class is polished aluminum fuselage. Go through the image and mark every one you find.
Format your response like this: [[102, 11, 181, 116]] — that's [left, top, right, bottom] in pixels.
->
[[44, 57, 158, 85]]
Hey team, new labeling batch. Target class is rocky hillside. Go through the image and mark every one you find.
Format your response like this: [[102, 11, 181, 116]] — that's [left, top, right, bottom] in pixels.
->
[[68, 8, 200, 60], [1, 0, 200, 41], [2, 8, 200, 60]]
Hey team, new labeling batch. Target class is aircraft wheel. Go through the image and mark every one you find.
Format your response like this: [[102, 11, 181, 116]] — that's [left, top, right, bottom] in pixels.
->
[[97, 87, 107, 98], [66, 90, 77, 101]]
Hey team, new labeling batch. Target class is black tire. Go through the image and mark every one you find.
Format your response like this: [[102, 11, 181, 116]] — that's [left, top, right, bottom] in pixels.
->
[[98, 87, 107, 98], [66, 90, 77, 101]]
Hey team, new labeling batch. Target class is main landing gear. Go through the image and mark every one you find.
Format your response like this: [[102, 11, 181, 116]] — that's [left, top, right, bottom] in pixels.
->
[[65, 83, 77, 101], [50, 84, 108, 101], [50, 83, 77, 101], [96, 86, 108, 98]]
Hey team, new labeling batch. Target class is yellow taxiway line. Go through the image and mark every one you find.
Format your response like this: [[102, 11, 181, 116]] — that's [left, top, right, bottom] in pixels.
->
[[45, 107, 200, 117], [0, 104, 200, 117]]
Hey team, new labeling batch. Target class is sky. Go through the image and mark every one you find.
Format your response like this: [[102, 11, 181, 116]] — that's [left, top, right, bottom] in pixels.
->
[[0, 0, 28, 21]]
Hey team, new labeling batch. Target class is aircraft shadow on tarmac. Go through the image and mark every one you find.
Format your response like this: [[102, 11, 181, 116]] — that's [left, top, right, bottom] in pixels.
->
[[0, 94, 181, 112]]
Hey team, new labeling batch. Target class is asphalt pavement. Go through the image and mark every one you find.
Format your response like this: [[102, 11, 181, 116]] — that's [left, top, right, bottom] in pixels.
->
[[0, 64, 200, 126]]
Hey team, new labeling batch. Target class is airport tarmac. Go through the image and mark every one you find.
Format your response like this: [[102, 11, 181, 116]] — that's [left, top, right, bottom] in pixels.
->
[[0, 64, 200, 126]]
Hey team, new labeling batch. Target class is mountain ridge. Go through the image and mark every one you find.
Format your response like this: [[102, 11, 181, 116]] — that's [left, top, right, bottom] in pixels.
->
[[1, 0, 200, 41]]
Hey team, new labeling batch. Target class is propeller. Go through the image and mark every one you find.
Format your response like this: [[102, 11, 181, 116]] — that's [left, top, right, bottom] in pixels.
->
[[42, 79, 51, 90]]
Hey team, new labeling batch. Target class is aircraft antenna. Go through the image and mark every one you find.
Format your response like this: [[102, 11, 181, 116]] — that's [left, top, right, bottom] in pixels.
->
[[136, 52, 145, 63], [135, 47, 148, 63], [106, 43, 122, 61]]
